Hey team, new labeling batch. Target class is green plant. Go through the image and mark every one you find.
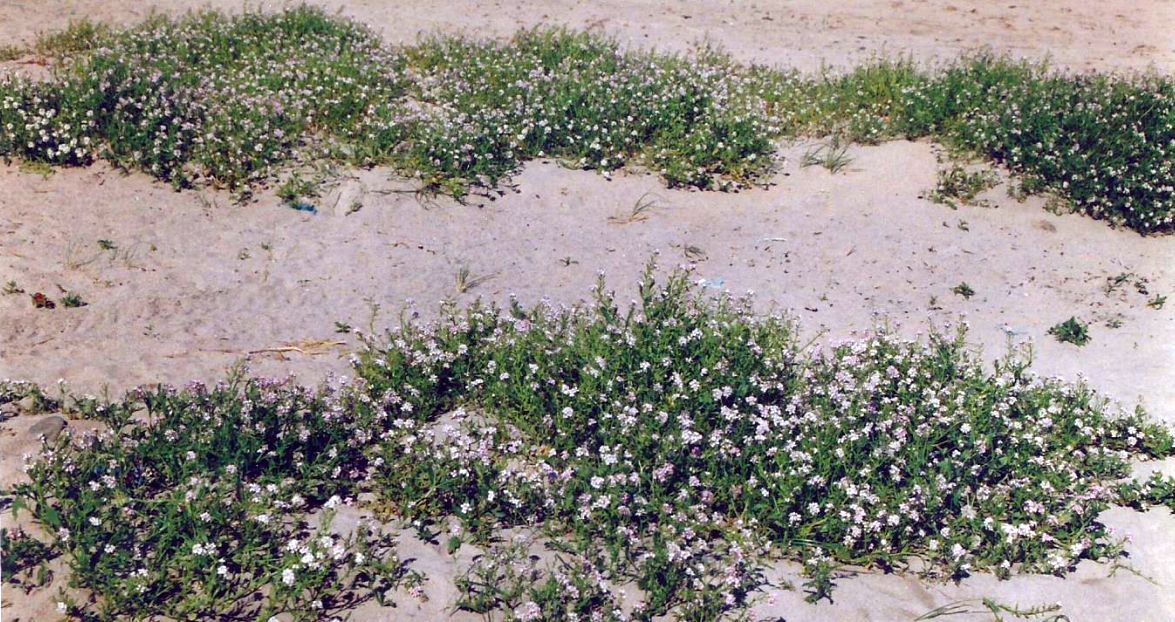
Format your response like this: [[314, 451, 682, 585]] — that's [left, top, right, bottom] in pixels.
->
[[34, 19, 112, 57], [0, 44, 23, 62], [8, 375, 416, 621], [6, 265, 1174, 620], [952, 282, 976, 299], [608, 192, 662, 224], [0, 528, 55, 582], [455, 266, 495, 293], [1048, 317, 1091, 346], [930, 164, 998, 208], [277, 172, 320, 207], [2, 9, 1172, 231], [2, 280, 23, 295], [97, 238, 117, 251], [801, 137, 852, 173], [1147, 294, 1167, 310], [916, 598, 1068, 621], [59, 291, 86, 308]]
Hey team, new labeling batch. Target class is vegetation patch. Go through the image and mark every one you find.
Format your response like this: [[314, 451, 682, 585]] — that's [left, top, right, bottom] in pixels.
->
[[929, 164, 998, 209], [5, 265, 1173, 620], [0, 6, 1171, 231], [1048, 317, 1092, 346]]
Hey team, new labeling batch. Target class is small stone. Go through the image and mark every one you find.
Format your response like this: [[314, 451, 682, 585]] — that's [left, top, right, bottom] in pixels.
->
[[18, 395, 38, 412], [28, 415, 67, 441]]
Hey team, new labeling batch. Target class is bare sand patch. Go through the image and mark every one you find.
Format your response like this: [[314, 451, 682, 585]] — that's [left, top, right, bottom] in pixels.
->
[[1, 1, 1171, 73], [2, 140, 1173, 619]]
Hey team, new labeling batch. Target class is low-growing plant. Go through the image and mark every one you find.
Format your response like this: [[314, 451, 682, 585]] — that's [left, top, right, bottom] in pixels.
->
[[59, 291, 86, 308], [455, 265, 495, 294], [930, 164, 998, 209], [0, 44, 23, 62], [1, 7, 1170, 231], [31, 292, 55, 309], [952, 282, 976, 299], [456, 539, 628, 621], [1148, 294, 1167, 310], [10, 375, 417, 620], [801, 137, 852, 173], [608, 192, 662, 224], [0, 528, 55, 583], [276, 172, 320, 207], [3, 279, 23, 294], [1048, 316, 1091, 346], [34, 19, 113, 58], [916, 598, 1068, 621], [355, 263, 1175, 617], [6, 269, 1175, 620]]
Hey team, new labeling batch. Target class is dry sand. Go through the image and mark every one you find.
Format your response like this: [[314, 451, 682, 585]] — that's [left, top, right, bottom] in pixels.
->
[[1, 2, 1174, 621], [0, 0, 1173, 73]]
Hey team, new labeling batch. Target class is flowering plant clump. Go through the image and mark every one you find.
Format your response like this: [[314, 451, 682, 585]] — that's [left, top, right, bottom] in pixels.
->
[[0, 6, 408, 190], [5, 265, 1175, 620], [10, 377, 414, 621], [395, 31, 778, 193], [2, 7, 1171, 230], [357, 263, 1175, 612]]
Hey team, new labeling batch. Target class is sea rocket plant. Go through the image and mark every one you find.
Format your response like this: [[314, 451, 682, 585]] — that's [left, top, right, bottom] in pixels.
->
[[5, 265, 1175, 619], [1, 7, 1171, 230]]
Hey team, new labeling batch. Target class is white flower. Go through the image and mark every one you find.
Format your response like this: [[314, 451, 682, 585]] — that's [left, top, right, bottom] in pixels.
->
[[281, 568, 296, 586]]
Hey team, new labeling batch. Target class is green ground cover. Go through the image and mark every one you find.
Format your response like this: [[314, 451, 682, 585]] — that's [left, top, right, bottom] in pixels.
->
[[0, 6, 1171, 231], [3, 265, 1173, 620]]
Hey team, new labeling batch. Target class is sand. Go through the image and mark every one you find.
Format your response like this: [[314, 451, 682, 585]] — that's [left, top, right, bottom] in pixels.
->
[[1, 0, 1173, 73], [1, 2, 1173, 621]]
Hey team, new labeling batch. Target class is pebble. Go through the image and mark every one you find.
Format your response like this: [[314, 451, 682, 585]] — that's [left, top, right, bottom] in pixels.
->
[[28, 415, 67, 441]]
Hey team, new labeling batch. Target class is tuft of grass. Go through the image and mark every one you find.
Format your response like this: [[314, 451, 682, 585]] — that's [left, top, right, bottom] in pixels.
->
[[1, 8, 1169, 231], [1048, 317, 1091, 346], [930, 164, 998, 209], [2, 280, 24, 295], [34, 19, 113, 58], [97, 239, 117, 251], [801, 137, 852, 173], [0, 44, 24, 62], [607, 192, 662, 224], [1147, 294, 1167, 310], [17, 160, 55, 178], [454, 266, 495, 293]]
